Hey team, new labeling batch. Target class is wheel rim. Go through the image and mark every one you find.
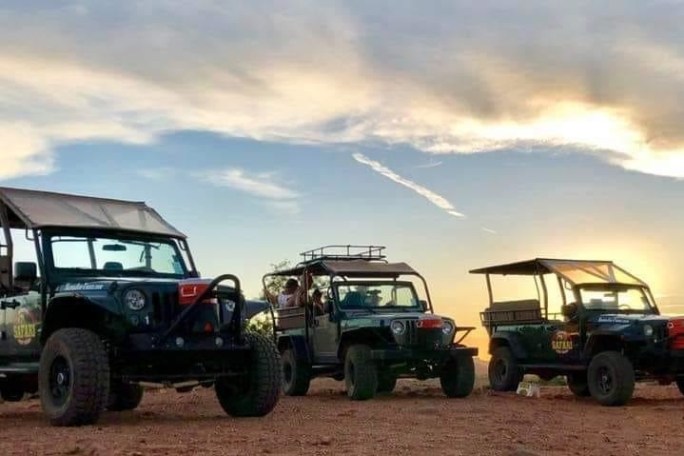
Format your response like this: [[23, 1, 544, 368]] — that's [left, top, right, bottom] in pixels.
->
[[493, 359, 508, 383], [348, 362, 355, 388], [283, 360, 293, 386], [596, 366, 613, 395], [49, 356, 71, 407]]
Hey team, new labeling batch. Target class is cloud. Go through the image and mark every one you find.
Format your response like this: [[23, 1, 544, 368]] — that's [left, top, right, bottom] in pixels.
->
[[482, 227, 497, 235], [1, 2, 684, 178], [205, 168, 299, 200], [352, 153, 464, 218], [416, 160, 443, 169]]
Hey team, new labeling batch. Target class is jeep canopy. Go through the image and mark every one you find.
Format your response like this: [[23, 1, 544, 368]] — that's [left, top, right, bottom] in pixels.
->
[[0, 187, 185, 238], [271, 260, 418, 278], [470, 258, 647, 287]]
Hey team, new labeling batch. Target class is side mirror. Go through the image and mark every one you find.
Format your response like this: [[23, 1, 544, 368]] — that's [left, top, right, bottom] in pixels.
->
[[419, 300, 429, 312], [14, 262, 37, 282]]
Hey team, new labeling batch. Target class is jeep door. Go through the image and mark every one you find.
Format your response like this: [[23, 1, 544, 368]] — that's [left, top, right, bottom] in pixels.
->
[[312, 298, 338, 363], [1, 291, 42, 358]]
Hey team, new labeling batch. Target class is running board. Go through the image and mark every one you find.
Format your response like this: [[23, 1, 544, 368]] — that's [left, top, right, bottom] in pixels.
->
[[521, 363, 586, 371], [0, 362, 39, 375]]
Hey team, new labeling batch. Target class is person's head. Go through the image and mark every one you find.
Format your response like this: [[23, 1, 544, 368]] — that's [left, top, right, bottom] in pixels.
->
[[284, 278, 299, 294], [312, 288, 322, 302]]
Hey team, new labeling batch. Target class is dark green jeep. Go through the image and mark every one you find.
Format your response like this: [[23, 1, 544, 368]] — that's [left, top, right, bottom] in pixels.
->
[[265, 246, 478, 400], [472, 258, 684, 406], [0, 187, 279, 426]]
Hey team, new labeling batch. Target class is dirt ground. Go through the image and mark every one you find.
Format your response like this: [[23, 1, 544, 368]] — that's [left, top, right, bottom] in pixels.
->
[[1, 378, 682, 456]]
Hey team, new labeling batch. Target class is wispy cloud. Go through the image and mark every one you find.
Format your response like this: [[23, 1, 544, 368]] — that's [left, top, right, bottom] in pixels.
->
[[204, 168, 300, 214], [206, 169, 299, 200], [416, 161, 443, 169], [1, 2, 684, 179], [482, 227, 497, 235], [352, 153, 464, 218]]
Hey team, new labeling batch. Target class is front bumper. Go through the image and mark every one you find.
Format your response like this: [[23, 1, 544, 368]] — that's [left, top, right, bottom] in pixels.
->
[[113, 332, 253, 380], [370, 344, 478, 362]]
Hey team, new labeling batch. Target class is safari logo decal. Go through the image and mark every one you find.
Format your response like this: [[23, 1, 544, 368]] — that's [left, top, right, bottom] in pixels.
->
[[551, 330, 573, 354], [13, 308, 39, 346]]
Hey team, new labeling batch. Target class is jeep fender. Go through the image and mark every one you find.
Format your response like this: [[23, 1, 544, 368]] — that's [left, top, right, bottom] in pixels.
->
[[337, 328, 391, 360], [583, 331, 624, 358], [277, 335, 311, 363], [489, 332, 527, 359], [40, 295, 124, 344]]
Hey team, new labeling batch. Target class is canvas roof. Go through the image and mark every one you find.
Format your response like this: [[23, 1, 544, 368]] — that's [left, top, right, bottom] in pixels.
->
[[271, 260, 419, 278], [0, 187, 185, 238], [470, 258, 647, 286]]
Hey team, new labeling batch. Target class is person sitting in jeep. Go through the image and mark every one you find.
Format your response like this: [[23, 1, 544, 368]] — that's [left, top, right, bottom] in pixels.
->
[[277, 278, 300, 309]]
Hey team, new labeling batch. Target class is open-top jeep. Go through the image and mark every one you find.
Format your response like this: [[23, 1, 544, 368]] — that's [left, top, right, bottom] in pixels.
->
[[0, 187, 280, 425], [264, 245, 478, 400], [472, 258, 684, 406]]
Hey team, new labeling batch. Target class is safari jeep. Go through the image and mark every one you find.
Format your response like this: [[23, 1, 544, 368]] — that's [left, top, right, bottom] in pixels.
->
[[472, 258, 684, 406], [265, 245, 478, 400], [0, 187, 279, 426]]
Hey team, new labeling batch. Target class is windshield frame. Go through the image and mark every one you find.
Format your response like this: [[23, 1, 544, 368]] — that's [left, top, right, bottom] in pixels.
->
[[576, 283, 658, 315], [42, 228, 191, 282], [333, 280, 422, 311]]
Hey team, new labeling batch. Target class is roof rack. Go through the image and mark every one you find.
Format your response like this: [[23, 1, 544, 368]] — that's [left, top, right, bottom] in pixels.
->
[[299, 245, 386, 263]]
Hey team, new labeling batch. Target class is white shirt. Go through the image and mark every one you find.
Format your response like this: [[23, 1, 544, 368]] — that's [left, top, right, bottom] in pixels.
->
[[277, 292, 293, 309]]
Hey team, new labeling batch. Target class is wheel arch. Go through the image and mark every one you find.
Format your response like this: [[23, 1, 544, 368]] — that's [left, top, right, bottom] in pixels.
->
[[41, 296, 123, 344], [277, 334, 310, 363], [489, 332, 527, 359], [583, 332, 624, 359], [337, 328, 390, 360]]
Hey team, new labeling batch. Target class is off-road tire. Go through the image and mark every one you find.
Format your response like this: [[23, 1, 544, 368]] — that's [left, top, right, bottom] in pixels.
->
[[440, 356, 476, 398], [376, 371, 397, 394], [488, 346, 523, 391], [675, 377, 684, 395], [344, 344, 378, 400], [216, 332, 281, 417], [587, 351, 635, 406], [39, 328, 110, 426], [0, 377, 25, 402], [567, 372, 591, 397], [281, 348, 311, 396], [107, 382, 144, 411]]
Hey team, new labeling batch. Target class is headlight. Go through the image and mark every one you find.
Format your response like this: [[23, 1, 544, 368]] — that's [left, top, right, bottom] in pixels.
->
[[390, 320, 406, 335], [124, 289, 146, 311], [643, 324, 654, 337], [442, 320, 455, 335]]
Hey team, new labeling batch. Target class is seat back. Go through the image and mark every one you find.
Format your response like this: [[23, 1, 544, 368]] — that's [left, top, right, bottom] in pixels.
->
[[481, 299, 543, 326], [342, 291, 365, 308], [0, 255, 11, 291], [276, 307, 307, 331], [103, 261, 124, 271]]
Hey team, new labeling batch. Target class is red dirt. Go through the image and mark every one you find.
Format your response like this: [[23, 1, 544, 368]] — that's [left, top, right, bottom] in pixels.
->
[[1, 379, 682, 456]]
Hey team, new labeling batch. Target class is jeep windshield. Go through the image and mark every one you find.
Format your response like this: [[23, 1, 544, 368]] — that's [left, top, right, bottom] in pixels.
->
[[47, 233, 188, 278], [335, 282, 420, 310], [579, 285, 656, 314]]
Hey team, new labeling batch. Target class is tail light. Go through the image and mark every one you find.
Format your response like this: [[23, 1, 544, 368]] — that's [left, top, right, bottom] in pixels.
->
[[667, 318, 684, 349], [416, 316, 444, 329]]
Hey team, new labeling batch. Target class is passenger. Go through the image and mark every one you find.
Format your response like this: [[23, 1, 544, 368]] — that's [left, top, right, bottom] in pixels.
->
[[311, 288, 326, 316], [276, 278, 300, 309], [367, 290, 382, 306]]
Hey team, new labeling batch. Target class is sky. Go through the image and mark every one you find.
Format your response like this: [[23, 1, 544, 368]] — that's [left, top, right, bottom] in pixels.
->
[[2, 1, 684, 350]]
